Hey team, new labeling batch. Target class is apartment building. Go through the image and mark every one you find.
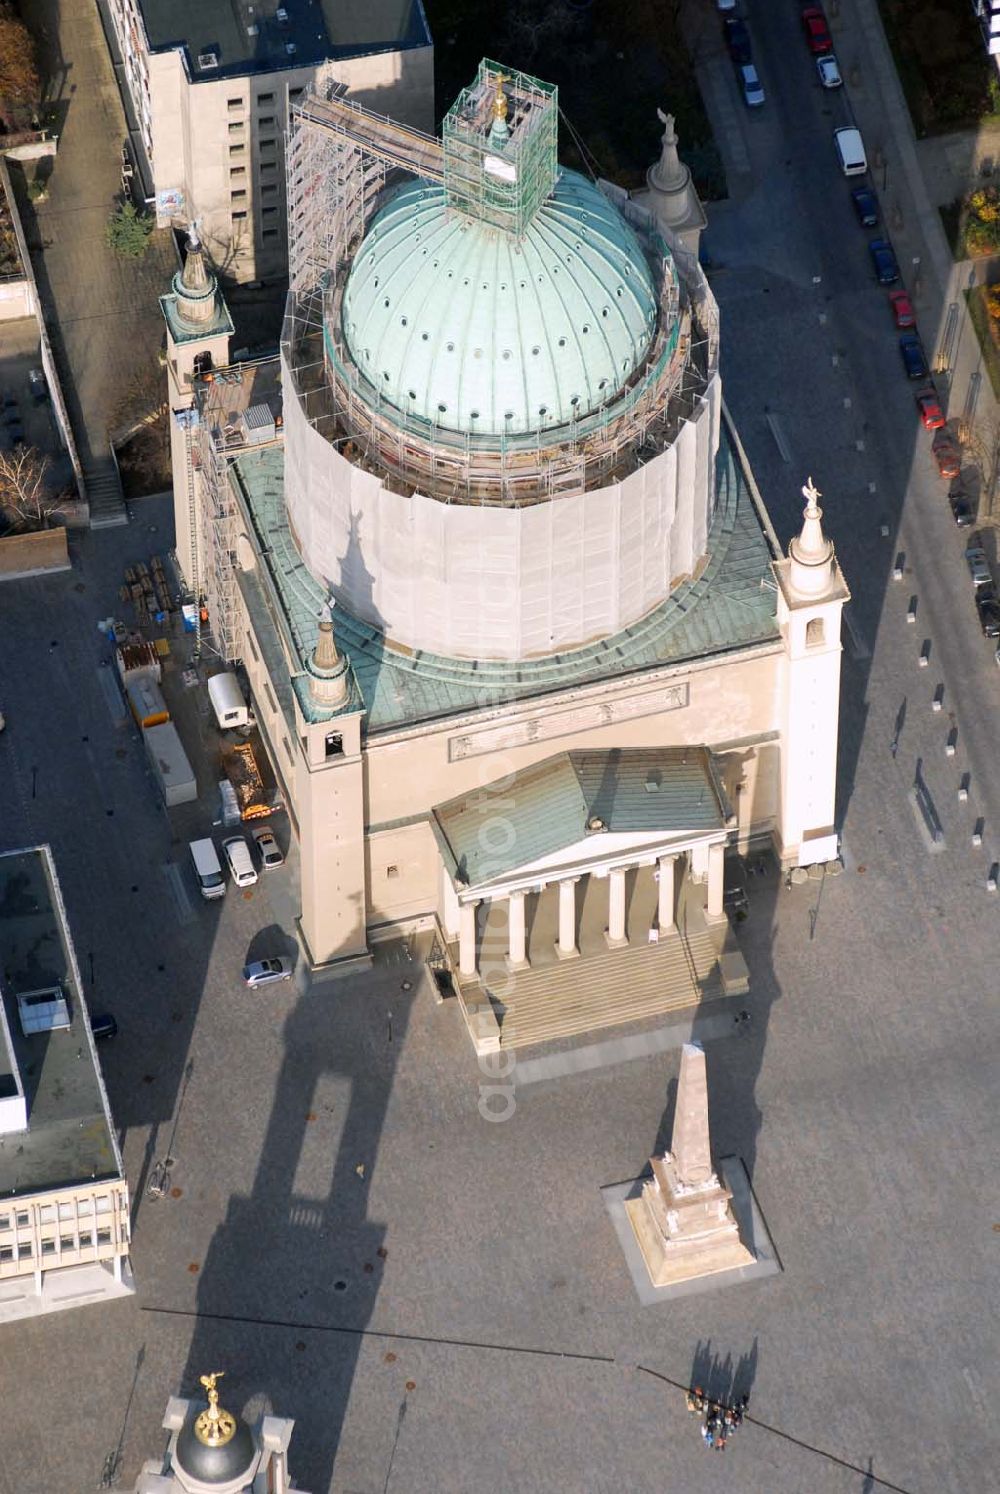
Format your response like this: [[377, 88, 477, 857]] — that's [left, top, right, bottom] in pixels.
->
[[0, 847, 133, 1321], [102, 0, 433, 282]]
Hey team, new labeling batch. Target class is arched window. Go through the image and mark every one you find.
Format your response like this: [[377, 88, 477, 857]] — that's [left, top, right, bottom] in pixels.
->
[[806, 617, 825, 648]]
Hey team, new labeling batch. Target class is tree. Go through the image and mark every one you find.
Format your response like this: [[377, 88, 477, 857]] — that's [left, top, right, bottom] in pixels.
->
[[105, 201, 153, 259], [0, 3, 39, 126], [0, 446, 69, 532]]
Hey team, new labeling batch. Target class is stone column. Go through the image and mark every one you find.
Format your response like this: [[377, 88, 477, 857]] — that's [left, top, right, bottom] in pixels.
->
[[556, 877, 579, 959], [657, 854, 675, 933], [706, 843, 725, 921], [459, 901, 479, 978], [606, 866, 629, 948], [507, 890, 528, 969], [442, 865, 461, 938]]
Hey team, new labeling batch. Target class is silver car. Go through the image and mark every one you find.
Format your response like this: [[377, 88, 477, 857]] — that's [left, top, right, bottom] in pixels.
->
[[816, 53, 842, 88], [252, 826, 285, 870], [739, 64, 765, 108], [243, 957, 293, 988]]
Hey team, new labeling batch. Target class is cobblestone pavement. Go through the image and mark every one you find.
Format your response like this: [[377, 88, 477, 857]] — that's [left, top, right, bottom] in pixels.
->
[[13, 0, 175, 470]]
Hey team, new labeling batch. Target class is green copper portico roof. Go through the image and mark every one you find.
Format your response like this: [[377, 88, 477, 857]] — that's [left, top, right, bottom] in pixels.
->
[[432, 748, 731, 889], [339, 170, 659, 437]]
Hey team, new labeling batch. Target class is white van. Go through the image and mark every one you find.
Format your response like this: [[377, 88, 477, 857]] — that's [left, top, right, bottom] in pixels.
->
[[222, 835, 258, 887], [834, 126, 867, 177], [208, 672, 250, 731], [189, 838, 226, 900]]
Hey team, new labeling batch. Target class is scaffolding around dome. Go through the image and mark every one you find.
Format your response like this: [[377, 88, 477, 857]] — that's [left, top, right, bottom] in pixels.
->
[[283, 79, 719, 505]]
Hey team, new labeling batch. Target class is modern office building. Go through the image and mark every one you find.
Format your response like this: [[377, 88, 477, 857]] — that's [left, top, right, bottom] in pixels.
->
[[0, 847, 132, 1322], [101, 0, 433, 281], [163, 63, 849, 1052]]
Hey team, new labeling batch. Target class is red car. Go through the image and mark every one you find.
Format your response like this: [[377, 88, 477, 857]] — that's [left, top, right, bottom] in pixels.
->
[[933, 434, 961, 480], [915, 389, 945, 430], [802, 7, 832, 53], [889, 289, 915, 329]]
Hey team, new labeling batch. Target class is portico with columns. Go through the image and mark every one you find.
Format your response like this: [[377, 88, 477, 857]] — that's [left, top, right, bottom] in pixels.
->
[[431, 748, 744, 1049]]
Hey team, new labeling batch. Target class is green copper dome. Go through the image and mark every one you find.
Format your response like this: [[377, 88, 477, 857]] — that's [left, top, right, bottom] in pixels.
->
[[339, 169, 661, 438]]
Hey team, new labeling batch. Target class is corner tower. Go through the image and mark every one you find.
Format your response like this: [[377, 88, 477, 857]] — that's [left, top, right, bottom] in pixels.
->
[[773, 477, 849, 868]]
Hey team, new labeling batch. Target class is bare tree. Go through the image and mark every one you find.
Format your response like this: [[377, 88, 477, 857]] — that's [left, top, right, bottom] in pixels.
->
[[964, 411, 1000, 526], [0, 446, 68, 531]]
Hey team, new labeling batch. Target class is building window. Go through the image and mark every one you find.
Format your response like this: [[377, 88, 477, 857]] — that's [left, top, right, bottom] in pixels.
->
[[231, 189, 247, 202], [283, 736, 293, 762], [258, 114, 275, 127], [228, 121, 244, 136], [231, 211, 247, 223], [261, 184, 278, 197], [386, 865, 399, 879], [325, 732, 343, 758], [289, 86, 303, 98], [259, 161, 277, 174], [247, 632, 259, 662], [227, 97, 244, 110], [262, 228, 279, 240], [257, 91, 275, 104], [229, 143, 246, 157], [259, 137, 276, 152], [230, 166, 246, 179], [806, 617, 825, 647], [262, 206, 278, 217], [264, 681, 278, 713]]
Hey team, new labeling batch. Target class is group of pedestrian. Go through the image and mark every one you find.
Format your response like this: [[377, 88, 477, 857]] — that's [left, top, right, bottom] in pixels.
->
[[685, 1386, 749, 1451]]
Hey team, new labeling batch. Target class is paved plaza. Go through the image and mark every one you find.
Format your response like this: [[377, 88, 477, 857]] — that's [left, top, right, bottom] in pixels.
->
[[0, 497, 994, 1493], [1, 1, 999, 1490]]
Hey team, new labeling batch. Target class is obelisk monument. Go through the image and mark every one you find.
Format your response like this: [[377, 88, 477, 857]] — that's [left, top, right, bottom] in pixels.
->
[[626, 1042, 754, 1287]]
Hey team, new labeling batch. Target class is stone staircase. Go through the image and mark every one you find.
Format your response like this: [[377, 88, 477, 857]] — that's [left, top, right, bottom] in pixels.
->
[[478, 926, 728, 1052], [83, 451, 128, 529]]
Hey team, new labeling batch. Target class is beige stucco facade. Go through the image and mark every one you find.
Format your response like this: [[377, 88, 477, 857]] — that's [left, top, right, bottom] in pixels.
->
[[105, 0, 433, 282]]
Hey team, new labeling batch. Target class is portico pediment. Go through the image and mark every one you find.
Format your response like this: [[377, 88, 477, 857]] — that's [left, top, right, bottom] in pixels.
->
[[431, 746, 732, 895]]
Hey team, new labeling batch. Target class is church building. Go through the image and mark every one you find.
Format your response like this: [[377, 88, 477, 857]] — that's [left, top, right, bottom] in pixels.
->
[[162, 62, 848, 1051]]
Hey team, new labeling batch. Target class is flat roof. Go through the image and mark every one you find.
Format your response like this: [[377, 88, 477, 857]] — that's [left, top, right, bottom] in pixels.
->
[[231, 417, 781, 735], [0, 848, 123, 1198], [138, 0, 431, 78]]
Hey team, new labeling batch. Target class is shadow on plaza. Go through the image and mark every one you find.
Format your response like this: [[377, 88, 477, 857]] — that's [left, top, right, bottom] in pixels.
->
[[177, 924, 411, 1491], [688, 1335, 759, 1408]]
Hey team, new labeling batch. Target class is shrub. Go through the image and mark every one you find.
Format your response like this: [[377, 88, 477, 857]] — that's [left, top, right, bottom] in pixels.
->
[[105, 201, 153, 258]]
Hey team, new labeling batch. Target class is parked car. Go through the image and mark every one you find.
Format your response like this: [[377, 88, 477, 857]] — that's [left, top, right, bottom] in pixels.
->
[[738, 63, 765, 107], [949, 490, 976, 527], [888, 289, 915, 328], [716, 0, 737, 10], [976, 590, 1000, 638], [898, 334, 928, 379], [801, 6, 832, 53], [816, 53, 842, 87], [27, 368, 48, 404], [243, 956, 294, 988], [965, 535, 992, 588], [723, 16, 752, 64], [915, 389, 945, 430], [868, 238, 899, 284], [222, 835, 258, 887], [932, 434, 961, 480], [91, 1013, 119, 1040], [850, 186, 878, 227], [252, 826, 285, 870]]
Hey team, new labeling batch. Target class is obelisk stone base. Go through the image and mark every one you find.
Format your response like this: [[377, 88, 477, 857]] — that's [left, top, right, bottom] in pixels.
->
[[624, 1195, 754, 1288]]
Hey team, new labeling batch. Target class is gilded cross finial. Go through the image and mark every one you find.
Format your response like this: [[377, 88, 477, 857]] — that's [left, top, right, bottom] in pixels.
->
[[801, 475, 822, 513], [194, 1371, 238, 1447]]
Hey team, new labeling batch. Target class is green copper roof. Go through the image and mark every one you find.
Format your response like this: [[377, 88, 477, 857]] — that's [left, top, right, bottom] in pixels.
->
[[432, 748, 729, 888], [229, 418, 781, 735], [339, 170, 659, 437]]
